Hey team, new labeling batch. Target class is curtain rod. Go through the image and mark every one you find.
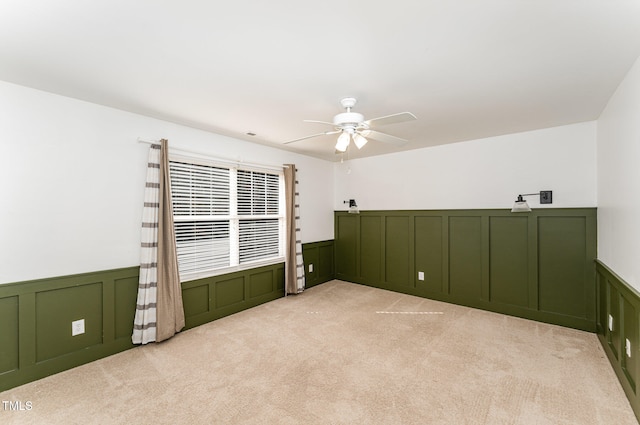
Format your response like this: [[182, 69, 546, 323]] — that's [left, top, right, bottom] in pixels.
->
[[137, 138, 287, 171]]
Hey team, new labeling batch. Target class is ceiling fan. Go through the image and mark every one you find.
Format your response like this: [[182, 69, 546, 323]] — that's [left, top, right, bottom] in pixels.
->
[[284, 97, 417, 152]]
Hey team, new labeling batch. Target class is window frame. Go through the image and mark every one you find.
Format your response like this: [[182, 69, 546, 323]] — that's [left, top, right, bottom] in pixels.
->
[[169, 153, 286, 282]]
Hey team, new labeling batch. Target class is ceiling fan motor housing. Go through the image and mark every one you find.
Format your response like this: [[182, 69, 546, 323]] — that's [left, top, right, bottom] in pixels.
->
[[333, 112, 364, 126]]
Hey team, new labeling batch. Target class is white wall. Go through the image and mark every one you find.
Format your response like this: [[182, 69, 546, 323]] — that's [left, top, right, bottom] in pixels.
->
[[0, 81, 334, 284], [334, 122, 597, 211], [2, 76, 621, 287], [597, 55, 640, 291]]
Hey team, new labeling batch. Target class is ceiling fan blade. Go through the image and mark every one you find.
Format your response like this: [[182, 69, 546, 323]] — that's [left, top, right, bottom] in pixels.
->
[[303, 120, 336, 127], [362, 130, 409, 146], [284, 130, 340, 144], [364, 112, 417, 128]]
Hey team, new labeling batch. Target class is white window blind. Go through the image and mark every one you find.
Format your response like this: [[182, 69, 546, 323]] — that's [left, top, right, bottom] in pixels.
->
[[171, 161, 230, 216], [239, 219, 280, 263], [169, 158, 284, 281], [237, 170, 281, 264], [237, 170, 280, 215]]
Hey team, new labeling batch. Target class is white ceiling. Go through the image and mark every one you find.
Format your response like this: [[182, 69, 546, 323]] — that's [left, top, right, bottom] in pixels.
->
[[1, 1, 639, 161]]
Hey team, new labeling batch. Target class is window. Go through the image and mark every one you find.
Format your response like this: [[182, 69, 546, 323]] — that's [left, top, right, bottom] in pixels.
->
[[169, 156, 284, 281]]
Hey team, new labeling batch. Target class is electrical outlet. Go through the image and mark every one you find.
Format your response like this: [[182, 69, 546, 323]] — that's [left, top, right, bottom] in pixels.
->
[[608, 315, 614, 332], [72, 319, 85, 336], [309, 264, 314, 273], [418, 271, 425, 281], [626, 339, 632, 358]]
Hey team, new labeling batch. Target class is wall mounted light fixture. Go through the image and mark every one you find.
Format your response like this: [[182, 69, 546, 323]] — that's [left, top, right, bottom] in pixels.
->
[[344, 199, 359, 214], [511, 191, 553, 212]]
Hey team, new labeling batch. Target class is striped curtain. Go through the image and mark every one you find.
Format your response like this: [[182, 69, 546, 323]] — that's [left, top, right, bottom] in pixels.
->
[[284, 164, 305, 294], [132, 139, 185, 344]]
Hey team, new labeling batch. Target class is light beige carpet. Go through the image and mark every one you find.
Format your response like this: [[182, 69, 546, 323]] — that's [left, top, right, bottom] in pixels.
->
[[1, 280, 636, 424]]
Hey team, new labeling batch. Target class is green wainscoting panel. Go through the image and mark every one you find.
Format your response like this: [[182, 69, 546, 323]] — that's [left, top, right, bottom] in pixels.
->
[[304, 246, 318, 283], [335, 208, 596, 331], [622, 295, 637, 393], [215, 277, 245, 309], [414, 216, 443, 294], [597, 270, 608, 336], [183, 285, 210, 317], [609, 284, 621, 360], [250, 270, 274, 298], [0, 296, 19, 375], [317, 245, 334, 282], [596, 260, 640, 423], [0, 261, 287, 392], [335, 215, 358, 278], [538, 217, 589, 319], [35, 283, 104, 362], [385, 216, 412, 288], [302, 240, 335, 288], [181, 263, 285, 327], [276, 266, 285, 292], [0, 267, 139, 392], [113, 275, 139, 340], [449, 216, 483, 303], [361, 216, 382, 283], [489, 216, 529, 307]]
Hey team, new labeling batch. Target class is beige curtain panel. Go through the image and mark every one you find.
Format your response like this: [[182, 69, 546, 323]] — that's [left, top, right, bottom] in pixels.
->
[[284, 164, 305, 295]]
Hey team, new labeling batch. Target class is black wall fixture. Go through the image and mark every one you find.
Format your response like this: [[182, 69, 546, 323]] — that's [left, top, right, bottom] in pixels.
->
[[512, 191, 553, 212]]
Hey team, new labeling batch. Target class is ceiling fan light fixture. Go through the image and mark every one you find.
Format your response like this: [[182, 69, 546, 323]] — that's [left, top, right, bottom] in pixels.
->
[[335, 132, 350, 152], [283, 97, 416, 152], [353, 133, 368, 149]]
